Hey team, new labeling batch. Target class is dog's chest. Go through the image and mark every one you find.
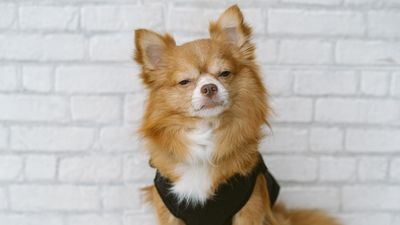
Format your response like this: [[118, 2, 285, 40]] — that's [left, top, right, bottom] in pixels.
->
[[171, 122, 216, 204]]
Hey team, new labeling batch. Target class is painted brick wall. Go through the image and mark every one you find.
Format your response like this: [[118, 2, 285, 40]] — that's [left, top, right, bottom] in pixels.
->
[[0, 0, 399, 225]]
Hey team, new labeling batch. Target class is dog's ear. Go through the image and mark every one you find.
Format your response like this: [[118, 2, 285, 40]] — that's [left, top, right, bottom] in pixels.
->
[[134, 29, 175, 70], [209, 5, 254, 58]]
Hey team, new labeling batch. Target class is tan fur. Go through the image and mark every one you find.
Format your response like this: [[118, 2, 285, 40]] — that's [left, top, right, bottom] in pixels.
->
[[135, 4, 341, 225]]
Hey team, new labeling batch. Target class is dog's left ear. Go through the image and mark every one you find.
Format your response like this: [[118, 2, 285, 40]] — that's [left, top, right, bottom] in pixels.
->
[[209, 5, 254, 58], [134, 29, 176, 86], [134, 29, 175, 70]]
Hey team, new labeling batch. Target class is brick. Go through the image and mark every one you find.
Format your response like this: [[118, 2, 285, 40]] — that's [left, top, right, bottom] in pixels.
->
[[319, 157, 357, 181], [315, 98, 399, 124], [241, 8, 265, 34], [99, 127, 139, 151], [281, 0, 341, 5], [360, 71, 390, 96], [59, 0, 140, 1], [123, 153, 154, 182], [102, 185, 142, 210], [344, 0, 382, 5], [1, 34, 84, 60], [310, 127, 343, 152], [89, 34, 132, 61], [67, 214, 121, 225], [240, 8, 265, 34], [386, 0, 400, 5], [346, 129, 400, 152], [56, 66, 140, 93], [265, 156, 317, 181], [268, 9, 364, 36], [294, 70, 357, 95], [392, 72, 400, 96], [10, 185, 100, 211], [71, 96, 121, 123], [260, 127, 308, 153], [124, 93, 146, 123], [0, 188, 6, 209], [22, 65, 52, 92], [358, 157, 387, 181], [168, 8, 219, 33], [0, 126, 7, 149], [336, 40, 400, 65], [255, 38, 278, 63], [389, 158, 400, 181], [0, 4, 16, 28], [368, 11, 400, 37], [25, 155, 56, 180], [11, 126, 95, 151], [0, 34, 85, 61], [278, 40, 332, 64], [280, 187, 340, 210], [337, 213, 392, 225], [262, 68, 292, 96], [59, 156, 122, 182], [0, 66, 18, 91], [168, 8, 264, 34], [0, 156, 23, 181], [82, 5, 163, 31], [0, 214, 64, 225], [0, 95, 67, 122], [19, 6, 78, 30], [123, 213, 157, 225], [342, 186, 400, 210], [269, 97, 313, 122], [393, 215, 400, 225]]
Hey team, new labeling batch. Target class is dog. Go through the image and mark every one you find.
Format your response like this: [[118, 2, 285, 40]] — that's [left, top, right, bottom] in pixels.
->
[[134, 5, 341, 225]]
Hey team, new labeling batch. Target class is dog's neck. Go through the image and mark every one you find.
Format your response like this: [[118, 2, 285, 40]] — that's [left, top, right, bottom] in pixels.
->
[[145, 113, 262, 205], [171, 120, 218, 205]]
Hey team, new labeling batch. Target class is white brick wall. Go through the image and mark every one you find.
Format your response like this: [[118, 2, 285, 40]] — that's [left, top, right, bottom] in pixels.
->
[[268, 9, 365, 36], [19, 6, 79, 31], [0, 1, 399, 225]]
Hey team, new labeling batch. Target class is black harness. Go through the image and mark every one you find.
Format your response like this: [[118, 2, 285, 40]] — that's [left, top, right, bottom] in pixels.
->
[[154, 154, 280, 225]]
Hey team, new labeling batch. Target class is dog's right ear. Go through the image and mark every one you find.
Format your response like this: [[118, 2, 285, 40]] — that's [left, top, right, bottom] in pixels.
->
[[209, 5, 254, 60], [134, 29, 175, 70]]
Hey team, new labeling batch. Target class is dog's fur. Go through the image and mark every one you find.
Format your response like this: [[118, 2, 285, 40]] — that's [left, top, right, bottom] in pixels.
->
[[134, 5, 341, 225]]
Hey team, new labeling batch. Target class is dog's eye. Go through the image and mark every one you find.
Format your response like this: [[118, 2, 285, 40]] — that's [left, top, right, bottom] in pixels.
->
[[178, 80, 190, 85], [219, 71, 231, 77]]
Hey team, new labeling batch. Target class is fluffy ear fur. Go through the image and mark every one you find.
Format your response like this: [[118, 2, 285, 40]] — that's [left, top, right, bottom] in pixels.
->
[[209, 5, 254, 59], [134, 29, 175, 70]]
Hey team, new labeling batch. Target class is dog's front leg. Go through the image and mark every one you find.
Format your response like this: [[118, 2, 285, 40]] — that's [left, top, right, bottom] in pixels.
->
[[143, 186, 185, 225], [155, 211, 184, 225], [232, 175, 280, 225]]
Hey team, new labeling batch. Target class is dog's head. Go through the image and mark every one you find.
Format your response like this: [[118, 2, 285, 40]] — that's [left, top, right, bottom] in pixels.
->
[[135, 5, 267, 117], [135, 5, 269, 145]]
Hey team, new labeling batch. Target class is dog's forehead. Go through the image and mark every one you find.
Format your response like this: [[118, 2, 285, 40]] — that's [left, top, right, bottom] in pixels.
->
[[172, 39, 226, 73]]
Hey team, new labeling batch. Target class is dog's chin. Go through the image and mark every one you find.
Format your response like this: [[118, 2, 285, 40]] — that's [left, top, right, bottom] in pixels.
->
[[191, 102, 228, 118]]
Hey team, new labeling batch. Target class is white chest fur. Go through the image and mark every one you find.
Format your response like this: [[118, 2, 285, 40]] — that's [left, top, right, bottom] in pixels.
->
[[171, 121, 216, 205]]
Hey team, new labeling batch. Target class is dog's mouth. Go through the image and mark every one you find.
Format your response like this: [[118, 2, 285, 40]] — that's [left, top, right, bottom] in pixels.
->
[[200, 100, 224, 110], [191, 98, 228, 118]]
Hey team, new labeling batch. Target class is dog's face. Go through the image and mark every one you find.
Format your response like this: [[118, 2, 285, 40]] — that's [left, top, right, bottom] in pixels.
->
[[140, 40, 239, 118], [167, 41, 234, 118], [135, 5, 267, 124]]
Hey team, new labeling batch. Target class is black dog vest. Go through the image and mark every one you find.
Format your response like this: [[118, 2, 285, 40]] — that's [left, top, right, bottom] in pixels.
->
[[154, 154, 280, 225]]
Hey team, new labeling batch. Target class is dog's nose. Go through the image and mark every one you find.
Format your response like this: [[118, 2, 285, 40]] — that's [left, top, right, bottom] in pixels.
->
[[201, 83, 218, 97]]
